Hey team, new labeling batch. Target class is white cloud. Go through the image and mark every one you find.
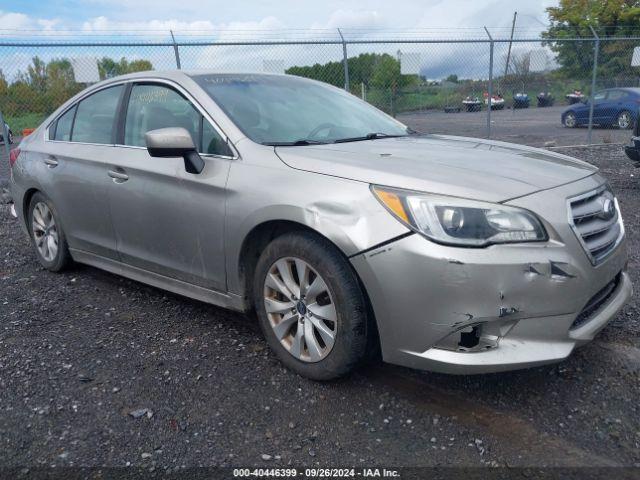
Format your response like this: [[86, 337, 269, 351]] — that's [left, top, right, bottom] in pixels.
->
[[312, 10, 386, 31], [0, 11, 36, 30]]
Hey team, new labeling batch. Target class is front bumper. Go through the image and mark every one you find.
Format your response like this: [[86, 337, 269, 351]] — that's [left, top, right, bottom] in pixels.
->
[[351, 176, 632, 374]]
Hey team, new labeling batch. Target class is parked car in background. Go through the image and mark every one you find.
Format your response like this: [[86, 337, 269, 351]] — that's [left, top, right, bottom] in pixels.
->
[[512, 92, 530, 109], [537, 92, 554, 107], [0, 122, 13, 144], [462, 95, 482, 112], [565, 90, 585, 105], [484, 92, 505, 110], [562, 88, 640, 129], [7, 71, 632, 380]]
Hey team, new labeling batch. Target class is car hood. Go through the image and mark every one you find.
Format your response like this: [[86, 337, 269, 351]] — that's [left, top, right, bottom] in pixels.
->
[[275, 134, 597, 203]]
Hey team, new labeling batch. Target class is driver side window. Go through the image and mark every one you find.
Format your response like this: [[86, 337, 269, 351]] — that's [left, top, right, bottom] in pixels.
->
[[593, 91, 606, 101], [124, 83, 232, 157]]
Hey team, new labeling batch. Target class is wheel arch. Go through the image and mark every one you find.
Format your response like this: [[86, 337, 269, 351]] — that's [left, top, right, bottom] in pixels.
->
[[235, 218, 381, 358], [22, 187, 40, 226]]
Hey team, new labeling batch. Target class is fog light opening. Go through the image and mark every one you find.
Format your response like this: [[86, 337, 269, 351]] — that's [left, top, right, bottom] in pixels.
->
[[458, 325, 481, 349]]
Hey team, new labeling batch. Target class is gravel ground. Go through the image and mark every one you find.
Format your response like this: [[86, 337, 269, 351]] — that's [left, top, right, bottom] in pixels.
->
[[0, 145, 639, 470]]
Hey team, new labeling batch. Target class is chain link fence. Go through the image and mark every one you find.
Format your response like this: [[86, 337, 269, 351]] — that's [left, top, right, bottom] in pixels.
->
[[2, 31, 640, 188]]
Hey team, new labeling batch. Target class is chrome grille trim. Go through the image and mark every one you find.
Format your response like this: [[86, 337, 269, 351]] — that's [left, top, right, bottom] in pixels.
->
[[567, 186, 624, 265]]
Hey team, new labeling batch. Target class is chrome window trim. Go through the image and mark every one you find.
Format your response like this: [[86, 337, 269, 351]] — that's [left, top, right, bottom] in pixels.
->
[[44, 77, 239, 160], [566, 184, 625, 266]]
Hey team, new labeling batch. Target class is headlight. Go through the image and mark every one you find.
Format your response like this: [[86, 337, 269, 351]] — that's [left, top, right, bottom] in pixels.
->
[[372, 186, 547, 247]]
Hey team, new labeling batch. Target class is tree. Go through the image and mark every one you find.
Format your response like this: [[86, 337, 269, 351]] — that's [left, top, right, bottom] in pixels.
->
[[445, 74, 459, 83], [542, 0, 640, 79], [98, 57, 153, 79]]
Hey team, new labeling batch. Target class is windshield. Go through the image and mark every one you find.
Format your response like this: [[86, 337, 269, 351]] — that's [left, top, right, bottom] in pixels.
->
[[192, 74, 409, 145]]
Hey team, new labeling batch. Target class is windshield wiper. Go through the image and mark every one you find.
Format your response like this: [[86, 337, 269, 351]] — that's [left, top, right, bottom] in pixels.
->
[[333, 132, 407, 144], [262, 139, 328, 146]]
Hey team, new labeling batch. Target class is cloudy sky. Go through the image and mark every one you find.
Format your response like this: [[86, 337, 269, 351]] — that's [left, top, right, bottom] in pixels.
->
[[0, 1, 560, 81], [2, 0, 557, 37]]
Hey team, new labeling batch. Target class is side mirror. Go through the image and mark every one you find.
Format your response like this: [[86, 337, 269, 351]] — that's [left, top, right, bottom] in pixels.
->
[[145, 127, 205, 174]]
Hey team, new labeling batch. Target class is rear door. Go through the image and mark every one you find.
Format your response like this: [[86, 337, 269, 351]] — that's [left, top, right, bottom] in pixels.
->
[[42, 84, 124, 260], [591, 90, 610, 123], [107, 81, 234, 291]]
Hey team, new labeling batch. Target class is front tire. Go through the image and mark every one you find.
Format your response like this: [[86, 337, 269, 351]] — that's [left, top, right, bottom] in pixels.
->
[[8, 130, 13, 144], [617, 110, 632, 129], [28, 192, 71, 272], [253, 232, 371, 380], [563, 112, 577, 128]]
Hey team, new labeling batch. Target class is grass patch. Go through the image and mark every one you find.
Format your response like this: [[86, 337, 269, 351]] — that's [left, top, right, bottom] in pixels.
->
[[3, 112, 47, 133]]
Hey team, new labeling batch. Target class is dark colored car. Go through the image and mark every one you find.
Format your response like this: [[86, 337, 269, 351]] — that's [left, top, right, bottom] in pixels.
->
[[624, 110, 640, 163], [513, 92, 530, 109], [562, 88, 640, 129], [537, 92, 554, 107], [0, 122, 13, 144]]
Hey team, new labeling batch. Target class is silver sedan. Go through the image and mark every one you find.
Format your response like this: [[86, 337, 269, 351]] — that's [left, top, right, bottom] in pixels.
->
[[8, 71, 632, 379]]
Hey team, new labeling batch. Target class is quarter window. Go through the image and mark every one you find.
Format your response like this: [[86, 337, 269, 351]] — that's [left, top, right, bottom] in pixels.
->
[[52, 105, 76, 141], [71, 85, 123, 144], [124, 83, 231, 156], [202, 118, 232, 156]]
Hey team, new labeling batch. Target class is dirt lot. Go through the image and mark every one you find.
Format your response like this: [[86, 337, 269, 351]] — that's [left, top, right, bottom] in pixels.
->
[[399, 105, 633, 148], [0, 145, 639, 471]]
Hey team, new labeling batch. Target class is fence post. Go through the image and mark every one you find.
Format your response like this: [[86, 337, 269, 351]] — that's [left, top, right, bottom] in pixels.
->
[[337, 29, 350, 92], [587, 26, 599, 145], [484, 27, 494, 139], [170, 30, 181, 70]]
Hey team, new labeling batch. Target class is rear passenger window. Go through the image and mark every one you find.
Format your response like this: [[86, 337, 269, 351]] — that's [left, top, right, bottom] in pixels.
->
[[53, 106, 76, 141], [71, 85, 123, 144]]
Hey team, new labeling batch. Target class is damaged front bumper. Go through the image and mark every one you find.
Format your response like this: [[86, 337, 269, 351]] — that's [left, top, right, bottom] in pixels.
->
[[351, 176, 632, 374]]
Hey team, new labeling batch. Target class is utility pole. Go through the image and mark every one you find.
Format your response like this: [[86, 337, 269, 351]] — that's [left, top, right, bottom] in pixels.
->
[[504, 11, 517, 77]]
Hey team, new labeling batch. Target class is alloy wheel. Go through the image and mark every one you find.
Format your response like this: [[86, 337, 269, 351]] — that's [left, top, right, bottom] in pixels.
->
[[618, 112, 631, 129], [31, 202, 59, 262], [263, 257, 337, 363], [564, 113, 576, 128]]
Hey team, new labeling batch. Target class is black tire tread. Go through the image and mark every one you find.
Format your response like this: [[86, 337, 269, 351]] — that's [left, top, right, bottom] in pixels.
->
[[252, 231, 370, 381], [28, 192, 72, 272]]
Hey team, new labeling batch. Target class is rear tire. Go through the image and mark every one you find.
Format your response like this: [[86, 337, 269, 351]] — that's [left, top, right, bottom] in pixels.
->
[[28, 192, 71, 272], [253, 232, 371, 380]]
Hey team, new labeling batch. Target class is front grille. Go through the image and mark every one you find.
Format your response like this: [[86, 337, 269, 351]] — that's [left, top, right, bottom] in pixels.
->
[[571, 272, 621, 330], [568, 187, 622, 264]]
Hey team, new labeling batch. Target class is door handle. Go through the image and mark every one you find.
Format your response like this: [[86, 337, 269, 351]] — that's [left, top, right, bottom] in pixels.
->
[[44, 157, 58, 168], [108, 170, 129, 182]]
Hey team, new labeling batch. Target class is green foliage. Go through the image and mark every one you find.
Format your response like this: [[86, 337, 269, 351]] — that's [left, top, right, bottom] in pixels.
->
[[286, 53, 419, 114], [4, 112, 47, 132], [542, 0, 640, 79], [0, 56, 154, 121], [98, 57, 153, 79]]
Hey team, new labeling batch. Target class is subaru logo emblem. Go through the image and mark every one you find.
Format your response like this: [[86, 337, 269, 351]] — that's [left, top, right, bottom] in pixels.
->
[[600, 198, 615, 220]]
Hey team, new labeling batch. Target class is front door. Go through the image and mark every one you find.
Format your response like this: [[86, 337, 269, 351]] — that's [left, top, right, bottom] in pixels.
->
[[107, 82, 234, 292]]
